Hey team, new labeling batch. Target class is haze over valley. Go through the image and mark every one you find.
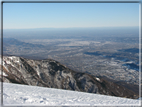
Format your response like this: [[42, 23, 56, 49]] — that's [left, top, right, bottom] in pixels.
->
[[2, 27, 140, 93]]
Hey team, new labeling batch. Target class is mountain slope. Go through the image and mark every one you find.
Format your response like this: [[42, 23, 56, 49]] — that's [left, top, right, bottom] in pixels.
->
[[0, 56, 139, 99], [1, 82, 140, 106], [3, 38, 46, 60]]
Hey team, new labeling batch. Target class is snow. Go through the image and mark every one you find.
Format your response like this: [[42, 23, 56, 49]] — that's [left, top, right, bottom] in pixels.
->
[[0, 70, 7, 76], [8, 56, 20, 63], [8, 56, 13, 60], [36, 66, 40, 77], [0, 82, 141, 106], [5, 60, 11, 65], [96, 77, 100, 81]]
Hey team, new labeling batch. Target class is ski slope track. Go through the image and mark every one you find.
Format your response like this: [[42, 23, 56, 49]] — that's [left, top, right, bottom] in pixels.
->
[[0, 82, 141, 106]]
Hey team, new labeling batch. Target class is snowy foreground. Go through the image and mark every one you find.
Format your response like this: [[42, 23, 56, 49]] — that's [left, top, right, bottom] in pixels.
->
[[0, 82, 141, 106]]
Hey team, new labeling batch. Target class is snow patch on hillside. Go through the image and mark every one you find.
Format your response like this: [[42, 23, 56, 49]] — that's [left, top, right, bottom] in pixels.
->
[[0, 70, 7, 76], [96, 77, 100, 81], [0, 82, 141, 106]]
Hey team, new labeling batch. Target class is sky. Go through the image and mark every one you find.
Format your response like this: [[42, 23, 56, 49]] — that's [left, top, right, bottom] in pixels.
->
[[3, 2, 140, 29]]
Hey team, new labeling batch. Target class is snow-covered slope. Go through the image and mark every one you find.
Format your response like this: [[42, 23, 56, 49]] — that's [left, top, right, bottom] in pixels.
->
[[0, 82, 141, 106]]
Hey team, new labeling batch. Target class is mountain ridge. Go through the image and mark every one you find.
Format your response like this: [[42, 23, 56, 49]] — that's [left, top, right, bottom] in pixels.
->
[[0, 55, 139, 99]]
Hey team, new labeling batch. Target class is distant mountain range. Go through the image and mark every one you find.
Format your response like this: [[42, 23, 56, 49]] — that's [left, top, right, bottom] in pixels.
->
[[2, 38, 47, 59], [3, 38, 44, 50], [0, 55, 139, 99]]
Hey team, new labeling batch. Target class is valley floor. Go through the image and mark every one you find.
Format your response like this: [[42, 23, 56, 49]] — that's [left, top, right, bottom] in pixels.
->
[[0, 82, 141, 106]]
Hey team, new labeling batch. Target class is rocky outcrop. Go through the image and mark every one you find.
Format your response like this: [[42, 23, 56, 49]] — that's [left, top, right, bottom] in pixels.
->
[[0, 56, 139, 99]]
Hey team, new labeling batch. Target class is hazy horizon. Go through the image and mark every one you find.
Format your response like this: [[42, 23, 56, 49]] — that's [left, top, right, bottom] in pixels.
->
[[3, 26, 139, 40], [3, 26, 139, 30]]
